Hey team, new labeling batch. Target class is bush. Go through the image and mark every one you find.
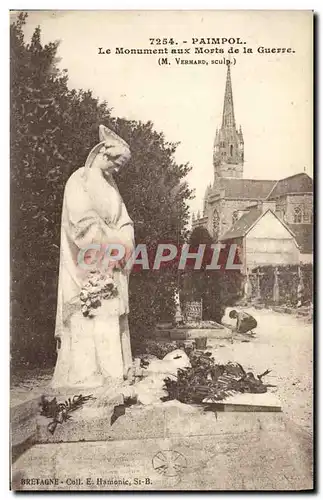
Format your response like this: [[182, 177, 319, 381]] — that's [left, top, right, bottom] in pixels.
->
[[10, 14, 193, 368], [181, 227, 243, 323]]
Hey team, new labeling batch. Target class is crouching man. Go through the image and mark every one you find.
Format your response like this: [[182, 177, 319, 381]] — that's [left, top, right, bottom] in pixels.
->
[[229, 309, 258, 336]]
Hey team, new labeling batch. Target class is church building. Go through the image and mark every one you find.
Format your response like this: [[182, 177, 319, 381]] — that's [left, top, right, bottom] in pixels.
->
[[192, 64, 313, 269]]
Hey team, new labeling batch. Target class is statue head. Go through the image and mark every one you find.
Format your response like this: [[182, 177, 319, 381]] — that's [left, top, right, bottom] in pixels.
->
[[85, 125, 131, 174]]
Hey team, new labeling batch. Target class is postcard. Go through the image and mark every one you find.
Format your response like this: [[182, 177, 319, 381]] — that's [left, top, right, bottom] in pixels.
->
[[10, 10, 313, 491]]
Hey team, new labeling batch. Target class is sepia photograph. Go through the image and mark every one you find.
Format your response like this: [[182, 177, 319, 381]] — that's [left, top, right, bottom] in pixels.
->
[[10, 10, 313, 491]]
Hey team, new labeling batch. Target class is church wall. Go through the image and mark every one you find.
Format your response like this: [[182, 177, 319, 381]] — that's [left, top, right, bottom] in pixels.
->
[[275, 196, 288, 221], [218, 163, 243, 179], [220, 199, 258, 235], [278, 193, 313, 224], [205, 200, 222, 239], [262, 201, 276, 213], [289, 193, 313, 223]]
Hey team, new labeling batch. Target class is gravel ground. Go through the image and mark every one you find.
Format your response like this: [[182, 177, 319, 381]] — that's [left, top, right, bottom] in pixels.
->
[[211, 307, 313, 435], [11, 308, 313, 436]]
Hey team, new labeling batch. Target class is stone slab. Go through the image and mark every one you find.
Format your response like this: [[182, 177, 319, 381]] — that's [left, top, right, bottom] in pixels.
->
[[12, 386, 283, 447], [187, 327, 231, 339], [12, 420, 313, 491], [168, 327, 231, 341], [11, 396, 41, 448], [11, 389, 103, 447], [168, 330, 188, 340], [164, 404, 286, 438], [35, 399, 286, 445], [203, 393, 282, 412], [154, 330, 171, 340], [36, 404, 167, 444]]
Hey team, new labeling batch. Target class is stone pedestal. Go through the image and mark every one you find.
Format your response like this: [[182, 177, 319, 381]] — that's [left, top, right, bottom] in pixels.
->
[[12, 403, 313, 491]]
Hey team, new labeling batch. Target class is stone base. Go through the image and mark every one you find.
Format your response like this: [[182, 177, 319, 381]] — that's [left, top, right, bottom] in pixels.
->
[[12, 390, 283, 447], [11, 396, 40, 448], [203, 393, 282, 412], [155, 327, 232, 341], [35, 394, 285, 444], [11, 389, 313, 491], [11, 380, 283, 447], [36, 403, 164, 444], [12, 408, 313, 491]]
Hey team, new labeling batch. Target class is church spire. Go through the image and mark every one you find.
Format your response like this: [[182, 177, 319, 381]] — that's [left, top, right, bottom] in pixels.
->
[[222, 64, 236, 130], [213, 64, 244, 179]]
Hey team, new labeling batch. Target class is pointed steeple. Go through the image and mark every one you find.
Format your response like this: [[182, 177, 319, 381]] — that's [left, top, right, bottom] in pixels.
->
[[222, 64, 236, 130], [213, 64, 244, 180]]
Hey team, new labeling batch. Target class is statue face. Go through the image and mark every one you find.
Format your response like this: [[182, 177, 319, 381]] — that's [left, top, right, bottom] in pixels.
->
[[91, 145, 123, 174]]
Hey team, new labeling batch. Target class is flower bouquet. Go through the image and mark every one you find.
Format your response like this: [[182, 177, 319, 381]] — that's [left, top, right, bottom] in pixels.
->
[[80, 270, 118, 318]]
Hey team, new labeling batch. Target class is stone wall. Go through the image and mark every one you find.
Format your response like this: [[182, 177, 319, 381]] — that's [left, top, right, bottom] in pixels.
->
[[220, 199, 258, 236], [285, 193, 313, 224]]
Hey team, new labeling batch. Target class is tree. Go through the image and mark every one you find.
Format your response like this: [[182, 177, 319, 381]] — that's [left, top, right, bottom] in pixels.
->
[[10, 14, 193, 368], [181, 226, 243, 323], [11, 14, 75, 367], [112, 118, 192, 335]]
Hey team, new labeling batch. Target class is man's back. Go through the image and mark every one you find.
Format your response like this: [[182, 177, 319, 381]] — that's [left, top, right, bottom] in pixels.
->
[[237, 311, 257, 334]]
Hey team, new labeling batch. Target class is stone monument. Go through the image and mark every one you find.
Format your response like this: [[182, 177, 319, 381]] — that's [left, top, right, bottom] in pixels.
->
[[51, 125, 135, 391]]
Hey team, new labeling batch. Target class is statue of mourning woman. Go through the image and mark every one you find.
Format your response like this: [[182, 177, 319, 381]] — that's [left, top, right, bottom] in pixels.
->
[[50, 125, 135, 392]]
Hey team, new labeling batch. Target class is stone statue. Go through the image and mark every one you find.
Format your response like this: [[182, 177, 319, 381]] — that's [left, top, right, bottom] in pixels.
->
[[273, 267, 280, 304], [51, 125, 135, 390]]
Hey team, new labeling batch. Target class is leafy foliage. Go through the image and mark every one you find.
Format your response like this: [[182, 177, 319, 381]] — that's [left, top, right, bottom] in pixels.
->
[[181, 226, 243, 323], [40, 394, 95, 434], [10, 14, 193, 368], [162, 351, 272, 405]]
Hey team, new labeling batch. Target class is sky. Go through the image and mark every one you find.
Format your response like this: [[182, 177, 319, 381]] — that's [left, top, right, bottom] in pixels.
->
[[13, 10, 313, 215]]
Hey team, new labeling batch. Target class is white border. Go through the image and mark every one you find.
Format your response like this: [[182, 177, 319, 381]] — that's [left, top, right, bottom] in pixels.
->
[[3, 2, 320, 498]]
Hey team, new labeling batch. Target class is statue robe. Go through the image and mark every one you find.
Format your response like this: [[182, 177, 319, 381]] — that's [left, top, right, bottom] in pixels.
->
[[51, 167, 134, 389]]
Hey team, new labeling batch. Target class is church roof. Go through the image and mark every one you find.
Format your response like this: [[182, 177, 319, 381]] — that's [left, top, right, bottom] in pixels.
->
[[220, 208, 297, 242], [267, 173, 313, 199], [286, 223, 313, 254], [219, 178, 276, 200], [220, 207, 263, 240], [215, 173, 313, 201]]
